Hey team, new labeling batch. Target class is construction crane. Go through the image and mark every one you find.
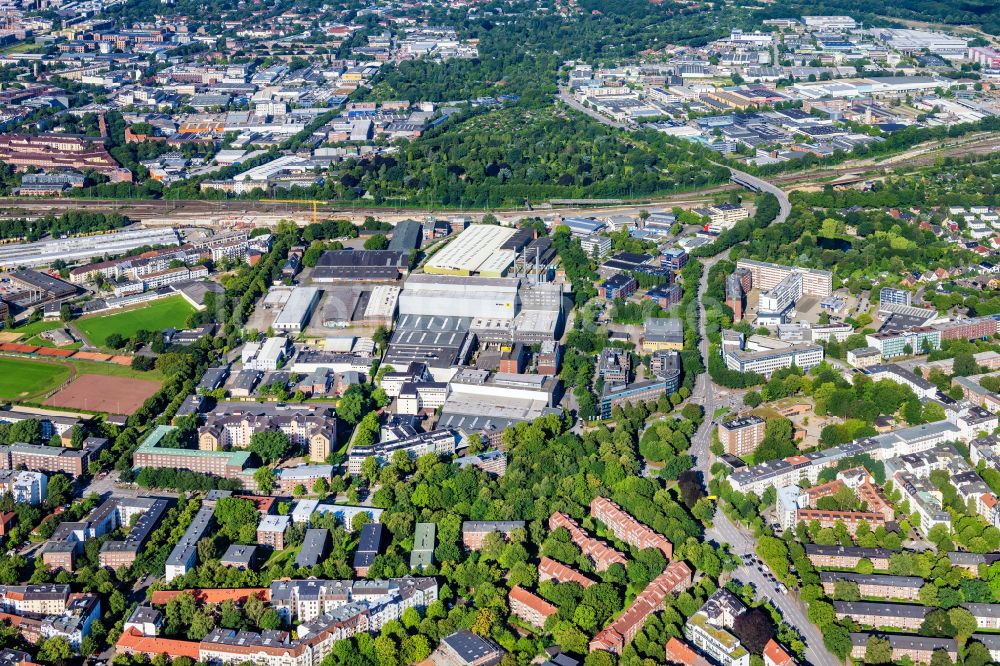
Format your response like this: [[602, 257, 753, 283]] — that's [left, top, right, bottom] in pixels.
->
[[270, 199, 323, 224]]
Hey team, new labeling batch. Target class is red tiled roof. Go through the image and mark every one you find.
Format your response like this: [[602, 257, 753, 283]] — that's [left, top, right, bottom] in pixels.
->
[[764, 639, 794, 666], [150, 588, 268, 606], [538, 556, 596, 588], [509, 586, 557, 619], [666, 637, 709, 666], [117, 628, 201, 660]]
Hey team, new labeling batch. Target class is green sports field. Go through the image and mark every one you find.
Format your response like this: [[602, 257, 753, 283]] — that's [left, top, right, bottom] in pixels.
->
[[76, 295, 197, 348], [0, 357, 72, 401]]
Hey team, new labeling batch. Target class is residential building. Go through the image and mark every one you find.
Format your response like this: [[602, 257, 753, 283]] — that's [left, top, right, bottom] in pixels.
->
[[718, 417, 766, 457], [848, 634, 956, 664], [590, 561, 692, 654], [548, 512, 627, 571], [684, 590, 750, 666], [509, 586, 557, 628], [819, 572, 922, 601], [461, 521, 525, 550], [198, 403, 337, 462], [538, 557, 596, 588], [590, 497, 672, 558]]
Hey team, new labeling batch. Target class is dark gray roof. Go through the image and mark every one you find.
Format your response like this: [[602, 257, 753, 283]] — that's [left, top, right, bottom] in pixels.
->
[[295, 529, 329, 568]]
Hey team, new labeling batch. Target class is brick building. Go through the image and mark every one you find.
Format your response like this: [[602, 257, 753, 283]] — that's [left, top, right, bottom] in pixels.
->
[[538, 557, 596, 588], [508, 586, 557, 628], [589, 561, 692, 654], [590, 497, 672, 558], [548, 512, 627, 571]]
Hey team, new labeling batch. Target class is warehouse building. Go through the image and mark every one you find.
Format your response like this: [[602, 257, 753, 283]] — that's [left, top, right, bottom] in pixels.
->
[[398, 274, 520, 320], [424, 225, 522, 276], [273, 287, 321, 332], [311, 250, 409, 282]]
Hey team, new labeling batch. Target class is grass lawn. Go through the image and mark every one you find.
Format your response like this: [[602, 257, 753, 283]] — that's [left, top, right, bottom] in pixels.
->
[[11, 320, 62, 338], [24, 335, 82, 350], [76, 296, 196, 348], [0, 357, 72, 401], [65, 358, 163, 381]]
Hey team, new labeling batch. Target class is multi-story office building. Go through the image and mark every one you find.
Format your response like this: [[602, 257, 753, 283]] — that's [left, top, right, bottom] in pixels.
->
[[758, 271, 802, 316], [866, 328, 941, 358], [879, 287, 912, 307], [723, 343, 824, 376], [932, 317, 998, 342], [347, 428, 458, 476]]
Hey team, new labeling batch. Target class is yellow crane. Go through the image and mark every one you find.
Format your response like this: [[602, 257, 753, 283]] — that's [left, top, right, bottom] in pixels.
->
[[270, 199, 323, 224]]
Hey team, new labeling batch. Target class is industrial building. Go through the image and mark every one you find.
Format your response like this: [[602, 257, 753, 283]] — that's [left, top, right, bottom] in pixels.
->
[[424, 224, 521, 276], [399, 275, 520, 319], [272, 287, 321, 332], [0, 228, 179, 270], [310, 250, 409, 282]]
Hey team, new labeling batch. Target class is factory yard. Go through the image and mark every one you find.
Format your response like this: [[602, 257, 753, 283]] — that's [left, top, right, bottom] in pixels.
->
[[44, 374, 161, 414], [76, 295, 197, 348], [0, 356, 72, 401]]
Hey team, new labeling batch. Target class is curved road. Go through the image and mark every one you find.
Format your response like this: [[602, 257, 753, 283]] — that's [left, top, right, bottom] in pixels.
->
[[726, 167, 792, 225]]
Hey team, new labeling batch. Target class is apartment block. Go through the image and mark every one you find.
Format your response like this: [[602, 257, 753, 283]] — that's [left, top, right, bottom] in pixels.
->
[[683, 590, 750, 666], [508, 586, 557, 628], [590, 561, 692, 654], [717, 416, 765, 457], [819, 572, 923, 601], [537, 557, 596, 588], [548, 512, 627, 571], [461, 521, 525, 550], [590, 497, 672, 558]]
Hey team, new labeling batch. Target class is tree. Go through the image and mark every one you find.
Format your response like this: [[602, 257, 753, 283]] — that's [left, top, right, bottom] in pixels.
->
[[930, 649, 953, 666], [249, 431, 292, 464], [947, 607, 977, 645], [363, 234, 389, 250], [731, 607, 775, 654], [37, 637, 71, 665], [337, 385, 368, 425], [920, 609, 956, 638], [254, 467, 275, 494], [46, 475, 73, 507], [215, 497, 259, 542], [312, 478, 329, 496], [259, 609, 281, 631], [823, 623, 853, 660], [106, 332, 126, 349], [864, 636, 892, 664], [743, 391, 762, 407]]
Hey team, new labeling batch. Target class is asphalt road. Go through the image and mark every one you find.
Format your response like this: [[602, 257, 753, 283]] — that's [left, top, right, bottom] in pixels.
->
[[684, 191, 840, 666]]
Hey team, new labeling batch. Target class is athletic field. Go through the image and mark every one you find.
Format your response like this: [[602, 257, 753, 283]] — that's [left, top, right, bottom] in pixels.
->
[[76, 296, 196, 348]]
